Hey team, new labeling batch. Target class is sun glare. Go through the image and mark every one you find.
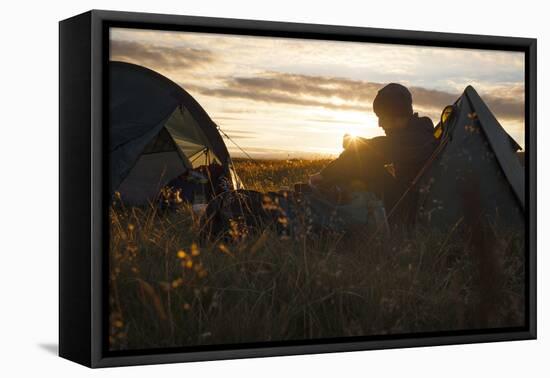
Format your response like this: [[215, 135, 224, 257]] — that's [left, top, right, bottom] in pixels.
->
[[344, 129, 358, 138]]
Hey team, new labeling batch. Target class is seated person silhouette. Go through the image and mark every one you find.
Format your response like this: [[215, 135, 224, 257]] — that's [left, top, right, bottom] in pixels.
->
[[309, 83, 438, 225]]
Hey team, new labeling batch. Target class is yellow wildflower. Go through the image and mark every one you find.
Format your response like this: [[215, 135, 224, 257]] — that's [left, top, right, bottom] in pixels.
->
[[191, 242, 200, 256], [218, 243, 234, 257], [171, 278, 183, 288]]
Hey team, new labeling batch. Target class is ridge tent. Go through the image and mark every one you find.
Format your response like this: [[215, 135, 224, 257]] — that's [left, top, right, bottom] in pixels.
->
[[109, 61, 242, 204], [414, 85, 525, 231]]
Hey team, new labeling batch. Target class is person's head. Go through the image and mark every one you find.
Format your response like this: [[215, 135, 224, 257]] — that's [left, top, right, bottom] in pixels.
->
[[373, 83, 413, 135]]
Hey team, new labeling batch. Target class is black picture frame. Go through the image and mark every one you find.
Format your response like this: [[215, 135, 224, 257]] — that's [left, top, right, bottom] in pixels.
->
[[59, 9, 537, 368]]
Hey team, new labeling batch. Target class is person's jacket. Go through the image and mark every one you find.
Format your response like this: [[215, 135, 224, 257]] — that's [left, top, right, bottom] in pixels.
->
[[320, 113, 438, 200]]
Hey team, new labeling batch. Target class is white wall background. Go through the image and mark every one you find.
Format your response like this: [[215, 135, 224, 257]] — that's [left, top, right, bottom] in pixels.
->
[[0, 0, 546, 375]]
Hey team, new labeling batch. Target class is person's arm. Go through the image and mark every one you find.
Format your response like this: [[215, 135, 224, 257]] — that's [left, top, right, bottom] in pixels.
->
[[313, 135, 393, 187], [310, 137, 365, 187], [318, 148, 355, 184]]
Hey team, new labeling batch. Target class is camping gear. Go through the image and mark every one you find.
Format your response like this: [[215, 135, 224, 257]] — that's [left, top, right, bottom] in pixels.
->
[[411, 86, 525, 231], [109, 61, 242, 204], [200, 185, 388, 240]]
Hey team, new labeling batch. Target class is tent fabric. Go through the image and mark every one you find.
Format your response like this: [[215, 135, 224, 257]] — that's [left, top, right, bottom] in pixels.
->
[[415, 86, 525, 231], [142, 127, 181, 155], [109, 61, 242, 203], [117, 151, 188, 204], [110, 115, 172, 192], [164, 105, 221, 167], [465, 87, 525, 209]]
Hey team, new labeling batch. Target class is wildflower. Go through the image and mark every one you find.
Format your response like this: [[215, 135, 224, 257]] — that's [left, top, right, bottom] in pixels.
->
[[198, 270, 208, 279], [229, 220, 240, 239], [218, 243, 234, 257], [262, 195, 280, 210], [171, 278, 183, 288], [177, 250, 187, 259], [184, 260, 193, 269], [191, 242, 200, 256], [277, 216, 288, 226]]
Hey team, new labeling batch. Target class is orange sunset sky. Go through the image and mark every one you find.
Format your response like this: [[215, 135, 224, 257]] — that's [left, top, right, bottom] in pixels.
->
[[110, 27, 525, 159]]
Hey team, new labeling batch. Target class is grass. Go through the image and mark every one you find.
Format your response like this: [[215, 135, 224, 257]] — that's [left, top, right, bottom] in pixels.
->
[[109, 159, 525, 351], [232, 157, 331, 192]]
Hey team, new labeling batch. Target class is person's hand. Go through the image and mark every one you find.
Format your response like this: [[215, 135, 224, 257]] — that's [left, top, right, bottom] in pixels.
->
[[309, 173, 324, 188]]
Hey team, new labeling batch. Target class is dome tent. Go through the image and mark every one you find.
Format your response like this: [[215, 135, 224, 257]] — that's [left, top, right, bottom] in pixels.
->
[[414, 86, 525, 231], [109, 61, 242, 204]]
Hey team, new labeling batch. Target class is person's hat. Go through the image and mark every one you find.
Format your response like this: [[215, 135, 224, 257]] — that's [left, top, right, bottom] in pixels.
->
[[373, 83, 413, 117]]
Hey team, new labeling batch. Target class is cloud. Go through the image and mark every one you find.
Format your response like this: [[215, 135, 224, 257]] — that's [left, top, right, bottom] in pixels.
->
[[305, 118, 364, 125], [182, 73, 381, 113], [109, 36, 524, 123], [110, 39, 216, 71], [221, 133, 256, 139], [218, 128, 258, 139], [194, 85, 369, 113], [410, 85, 524, 120], [482, 95, 524, 120], [185, 71, 524, 122]]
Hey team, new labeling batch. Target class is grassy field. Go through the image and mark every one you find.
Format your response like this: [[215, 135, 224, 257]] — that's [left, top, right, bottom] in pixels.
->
[[232, 158, 331, 192], [109, 159, 525, 351]]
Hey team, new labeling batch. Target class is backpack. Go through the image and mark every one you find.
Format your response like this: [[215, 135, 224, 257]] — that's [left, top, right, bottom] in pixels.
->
[[199, 187, 388, 241]]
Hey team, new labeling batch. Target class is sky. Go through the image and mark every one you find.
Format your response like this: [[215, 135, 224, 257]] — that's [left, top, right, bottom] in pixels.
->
[[110, 27, 525, 159]]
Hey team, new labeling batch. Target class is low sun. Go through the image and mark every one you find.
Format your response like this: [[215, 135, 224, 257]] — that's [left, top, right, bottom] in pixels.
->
[[344, 129, 358, 138]]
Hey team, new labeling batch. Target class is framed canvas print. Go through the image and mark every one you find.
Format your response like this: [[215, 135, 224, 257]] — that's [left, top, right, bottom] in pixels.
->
[[59, 10, 537, 368]]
